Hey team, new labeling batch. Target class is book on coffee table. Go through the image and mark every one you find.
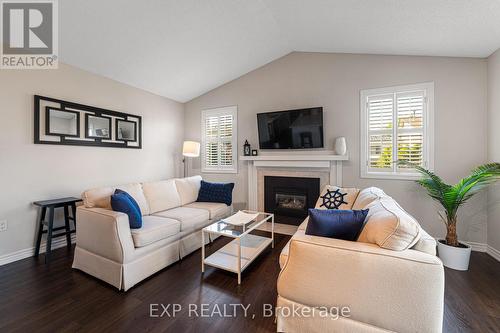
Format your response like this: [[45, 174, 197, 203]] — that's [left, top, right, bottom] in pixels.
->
[[221, 210, 259, 226]]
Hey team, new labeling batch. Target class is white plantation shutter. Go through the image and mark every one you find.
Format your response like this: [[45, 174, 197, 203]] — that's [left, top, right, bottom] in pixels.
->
[[396, 92, 424, 170], [361, 83, 434, 179], [201, 106, 238, 173], [367, 94, 394, 171]]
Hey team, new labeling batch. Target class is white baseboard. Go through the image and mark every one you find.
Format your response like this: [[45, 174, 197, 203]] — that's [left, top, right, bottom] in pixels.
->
[[487, 245, 500, 261], [0, 235, 76, 266], [463, 241, 487, 252], [453, 241, 499, 262]]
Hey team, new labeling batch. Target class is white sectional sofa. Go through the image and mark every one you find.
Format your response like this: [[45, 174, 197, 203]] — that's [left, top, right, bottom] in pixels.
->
[[277, 187, 444, 333], [72, 175, 232, 291]]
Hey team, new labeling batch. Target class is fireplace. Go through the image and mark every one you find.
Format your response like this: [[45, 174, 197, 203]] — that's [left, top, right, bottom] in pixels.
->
[[264, 176, 320, 224]]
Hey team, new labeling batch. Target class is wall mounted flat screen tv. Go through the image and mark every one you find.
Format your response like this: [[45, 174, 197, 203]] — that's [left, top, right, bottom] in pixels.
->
[[257, 107, 324, 149]]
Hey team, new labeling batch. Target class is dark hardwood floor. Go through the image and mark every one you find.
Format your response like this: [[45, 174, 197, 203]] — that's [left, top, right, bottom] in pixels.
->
[[443, 252, 500, 332], [0, 233, 499, 333]]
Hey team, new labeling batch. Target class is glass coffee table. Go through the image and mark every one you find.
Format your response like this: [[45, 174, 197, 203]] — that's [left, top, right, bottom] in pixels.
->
[[201, 210, 274, 284]]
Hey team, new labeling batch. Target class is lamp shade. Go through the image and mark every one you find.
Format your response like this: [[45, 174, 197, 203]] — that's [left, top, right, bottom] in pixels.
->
[[182, 141, 200, 157]]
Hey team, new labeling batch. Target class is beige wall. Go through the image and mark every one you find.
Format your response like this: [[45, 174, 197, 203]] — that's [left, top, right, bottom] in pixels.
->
[[0, 63, 184, 258], [488, 49, 500, 252], [185, 52, 488, 243]]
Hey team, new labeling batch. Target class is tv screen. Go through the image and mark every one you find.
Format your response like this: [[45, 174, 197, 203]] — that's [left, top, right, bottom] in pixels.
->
[[257, 107, 324, 149]]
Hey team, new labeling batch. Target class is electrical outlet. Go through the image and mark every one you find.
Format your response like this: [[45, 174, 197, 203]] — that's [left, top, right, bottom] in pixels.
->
[[0, 220, 7, 232]]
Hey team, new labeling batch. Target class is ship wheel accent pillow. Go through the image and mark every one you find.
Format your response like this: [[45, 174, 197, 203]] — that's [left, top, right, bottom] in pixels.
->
[[315, 186, 360, 210]]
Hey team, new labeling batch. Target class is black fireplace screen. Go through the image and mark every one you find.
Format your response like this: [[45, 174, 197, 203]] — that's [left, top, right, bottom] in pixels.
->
[[275, 193, 307, 211], [264, 176, 320, 218]]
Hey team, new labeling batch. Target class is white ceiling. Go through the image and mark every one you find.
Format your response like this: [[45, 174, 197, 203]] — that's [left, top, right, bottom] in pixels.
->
[[60, 0, 500, 102]]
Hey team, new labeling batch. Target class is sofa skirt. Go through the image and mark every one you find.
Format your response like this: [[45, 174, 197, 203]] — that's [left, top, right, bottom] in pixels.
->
[[73, 226, 225, 291], [72, 246, 123, 289]]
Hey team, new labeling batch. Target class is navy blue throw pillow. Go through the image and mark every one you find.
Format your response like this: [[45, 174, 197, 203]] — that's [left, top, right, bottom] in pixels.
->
[[196, 180, 234, 206], [111, 192, 142, 229], [114, 189, 142, 216], [305, 208, 369, 241]]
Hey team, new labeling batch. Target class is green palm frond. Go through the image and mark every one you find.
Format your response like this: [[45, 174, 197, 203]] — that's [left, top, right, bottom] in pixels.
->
[[396, 160, 452, 212], [453, 163, 500, 205], [396, 161, 500, 222]]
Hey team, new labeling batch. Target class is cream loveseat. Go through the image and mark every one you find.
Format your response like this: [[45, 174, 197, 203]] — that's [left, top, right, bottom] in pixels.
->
[[277, 187, 444, 333], [72, 175, 232, 291]]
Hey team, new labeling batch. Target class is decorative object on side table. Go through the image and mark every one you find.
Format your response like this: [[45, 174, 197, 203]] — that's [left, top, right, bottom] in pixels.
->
[[243, 140, 251, 156], [182, 141, 200, 177], [33, 197, 82, 263], [251, 149, 258, 156], [334, 136, 347, 155], [397, 161, 500, 270]]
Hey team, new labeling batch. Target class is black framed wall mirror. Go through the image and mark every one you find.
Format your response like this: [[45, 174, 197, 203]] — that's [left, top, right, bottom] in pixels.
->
[[86, 114, 111, 139], [116, 119, 137, 142], [34, 95, 142, 149], [46, 108, 80, 137]]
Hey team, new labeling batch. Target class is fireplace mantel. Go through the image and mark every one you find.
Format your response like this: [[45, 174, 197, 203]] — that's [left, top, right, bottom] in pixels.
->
[[240, 154, 348, 161], [240, 153, 349, 210]]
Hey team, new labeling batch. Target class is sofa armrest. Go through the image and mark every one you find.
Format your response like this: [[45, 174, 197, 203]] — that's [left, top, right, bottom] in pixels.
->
[[277, 230, 444, 333], [76, 207, 135, 263]]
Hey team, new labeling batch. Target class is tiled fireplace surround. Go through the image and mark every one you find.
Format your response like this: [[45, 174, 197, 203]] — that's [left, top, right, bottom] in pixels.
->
[[241, 154, 348, 212]]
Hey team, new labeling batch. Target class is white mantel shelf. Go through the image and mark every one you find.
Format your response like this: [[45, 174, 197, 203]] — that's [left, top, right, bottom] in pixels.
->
[[240, 153, 349, 210], [240, 154, 348, 161]]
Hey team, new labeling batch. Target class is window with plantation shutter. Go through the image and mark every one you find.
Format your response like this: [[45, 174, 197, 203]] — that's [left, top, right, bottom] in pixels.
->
[[360, 83, 434, 180], [201, 106, 238, 173]]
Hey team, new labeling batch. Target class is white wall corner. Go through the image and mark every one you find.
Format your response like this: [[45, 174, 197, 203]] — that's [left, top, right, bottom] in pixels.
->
[[463, 241, 488, 252], [487, 245, 500, 261]]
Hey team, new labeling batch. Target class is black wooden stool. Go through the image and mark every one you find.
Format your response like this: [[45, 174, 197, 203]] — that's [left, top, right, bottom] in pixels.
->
[[33, 197, 82, 263]]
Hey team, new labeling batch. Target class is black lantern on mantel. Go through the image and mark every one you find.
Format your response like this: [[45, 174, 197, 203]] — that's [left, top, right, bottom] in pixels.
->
[[243, 140, 251, 156]]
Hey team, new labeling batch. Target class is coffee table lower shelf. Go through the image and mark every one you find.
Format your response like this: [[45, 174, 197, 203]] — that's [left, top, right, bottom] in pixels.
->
[[203, 234, 272, 281]]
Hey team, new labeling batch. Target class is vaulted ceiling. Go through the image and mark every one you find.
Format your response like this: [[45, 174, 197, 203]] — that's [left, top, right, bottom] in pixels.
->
[[60, 0, 500, 102]]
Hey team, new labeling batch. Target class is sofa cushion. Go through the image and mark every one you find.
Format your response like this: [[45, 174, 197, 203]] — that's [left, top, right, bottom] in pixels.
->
[[306, 208, 369, 241], [357, 197, 421, 251], [114, 189, 142, 215], [111, 192, 142, 229], [411, 227, 437, 255], [197, 180, 234, 206], [130, 216, 180, 248], [153, 207, 210, 232], [82, 183, 150, 215], [183, 201, 231, 220], [314, 185, 359, 210], [82, 186, 113, 209], [142, 179, 181, 214], [175, 176, 202, 205], [352, 187, 389, 210]]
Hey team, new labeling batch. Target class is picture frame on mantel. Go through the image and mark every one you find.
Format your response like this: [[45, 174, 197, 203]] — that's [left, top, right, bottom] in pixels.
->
[[34, 95, 142, 149]]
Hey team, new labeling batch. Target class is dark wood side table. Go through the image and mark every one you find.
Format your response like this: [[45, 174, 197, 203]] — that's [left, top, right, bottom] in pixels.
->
[[33, 197, 82, 263]]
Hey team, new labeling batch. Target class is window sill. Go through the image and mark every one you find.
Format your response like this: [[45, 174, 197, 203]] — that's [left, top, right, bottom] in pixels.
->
[[361, 172, 421, 181], [202, 168, 238, 174]]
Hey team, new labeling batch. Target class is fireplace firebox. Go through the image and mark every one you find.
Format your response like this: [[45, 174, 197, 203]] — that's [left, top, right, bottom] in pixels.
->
[[264, 176, 320, 224]]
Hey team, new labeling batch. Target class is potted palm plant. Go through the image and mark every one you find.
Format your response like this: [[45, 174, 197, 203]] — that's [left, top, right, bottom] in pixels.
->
[[397, 161, 500, 270]]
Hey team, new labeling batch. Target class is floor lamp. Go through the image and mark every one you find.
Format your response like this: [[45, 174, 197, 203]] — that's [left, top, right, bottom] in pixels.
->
[[182, 141, 200, 177]]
